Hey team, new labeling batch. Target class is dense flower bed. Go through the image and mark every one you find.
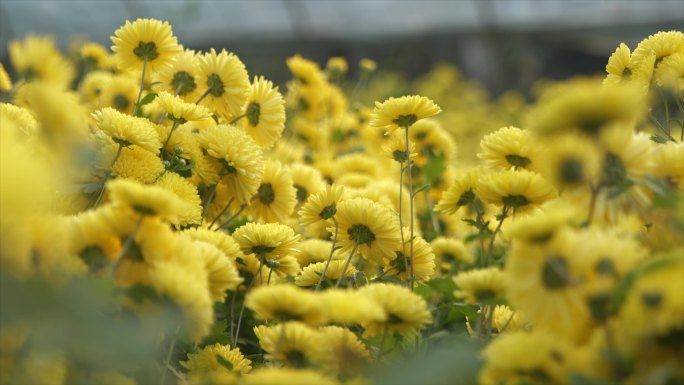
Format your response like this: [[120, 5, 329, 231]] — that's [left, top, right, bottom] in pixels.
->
[[0, 19, 683, 385]]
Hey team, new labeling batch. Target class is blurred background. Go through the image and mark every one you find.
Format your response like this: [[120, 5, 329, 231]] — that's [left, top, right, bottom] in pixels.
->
[[0, 0, 682, 95]]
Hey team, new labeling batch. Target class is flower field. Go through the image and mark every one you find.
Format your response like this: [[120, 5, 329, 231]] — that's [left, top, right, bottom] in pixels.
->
[[0, 18, 683, 385]]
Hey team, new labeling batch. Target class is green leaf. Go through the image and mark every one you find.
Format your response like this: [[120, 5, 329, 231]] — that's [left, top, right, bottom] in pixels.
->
[[650, 135, 669, 144], [412, 184, 432, 197], [421, 154, 446, 185], [427, 276, 457, 296], [134, 93, 158, 116]]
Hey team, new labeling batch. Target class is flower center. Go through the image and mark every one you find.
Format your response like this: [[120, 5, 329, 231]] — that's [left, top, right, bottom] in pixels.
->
[[78, 246, 108, 272], [257, 183, 275, 205], [294, 185, 307, 203], [133, 41, 159, 61], [541, 256, 570, 289], [392, 114, 418, 128], [560, 158, 584, 185], [456, 189, 476, 206], [601, 153, 628, 187], [319, 203, 336, 220], [392, 149, 409, 163], [132, 204, 157, 216], [348, 224, 375, 246], [641, 292, 662, 308], [285, 350, 307, 368], [171, 71, 197, 96], [595, 258, 616, 276], [502, 194, 530, 208], [246, 102, 261, 126], [113, 94, 130, 111], [252, 245, 276, 255], [505, 154, 531, 168], [207, 73, 225, 96]]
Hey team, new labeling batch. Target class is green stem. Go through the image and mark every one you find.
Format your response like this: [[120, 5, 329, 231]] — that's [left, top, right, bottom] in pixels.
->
[[162, 121, 180, 151], [195, 88, 211, 105], [335, 243, 359, 288], [215, 202, 250, 232], [487, 206, 508, 266], [229, 113, 248, 125], [232, 256, 264, 349], [133, 59, 147, 116], [315, 216, 339, 291], [159, 326, 180, 385], [398, 161, 408, 286], [377, 323, 389, 362], [201, 184, 218, 221], [585, 184, 601, 227], [110, 215, 144, 275], [405, 127, 415, 291], [208, 197, 234, 230], [91, 142, 125, 208]]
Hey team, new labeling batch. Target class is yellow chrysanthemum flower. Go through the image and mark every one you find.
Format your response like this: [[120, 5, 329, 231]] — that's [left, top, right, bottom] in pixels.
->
[[182, 228, 243, 261], [430, 236, 473, 274], [98, 74, 139, 114], [295, 239, 340, 267], [193, 241, 243, 302], [503, 205, 578, 244], [197, 48, 250, 119], [476, 169, 557, 214], [631, 30, 684, 69], [318, 289, 387, 325], [155, 91, 212, 123], [241, 368, 337, 385], [286, 54, 326, 86], [245, 284, 324, 325], [604, 42, 632, 86], [332, 197, 401, 264], [78, 42, 109, 69], [92, 107, 162, 152], [196, 124, 264, 203], [539, 133, 602, 190], [370, 95, 441, 134], [153, 172, 202, 227], [360, 58, 377, 73], [382, 230, 435, 283], [148, 260, 213, 341], [0, 63, 12, 91], [318, 326, 371, 378], [434, 167, 483, 215], [618, 253, 684, 341], [240, 76, 286, 149], [359, 283, 432, 337], [479, 330, 578, 385], [654, 52, 684, 90], [157, 49, 201, 100], [381, 131, 418, 163], [506, 228, 590, 342], [9, 35, 74, 89], [14, 82, 90, 140], [326, 56, 348, 76], [294, 260, 356, 288], [453, 267, 507, 305], [248, 160, 297, 223], [651, 141, 684, 188], [254, 322, 326, 368], [0, 103, 38, 137], [491, 305, 524, 333], [527, 79, 646, 137], [106, 178, 187, 222], [110, 18, 182, 72], [478, 126, 541, 171], [107, 144, 165, 184], [290, 163, 326, 206], [181, 343, 252, 375], [232, 222, 300, 278]]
